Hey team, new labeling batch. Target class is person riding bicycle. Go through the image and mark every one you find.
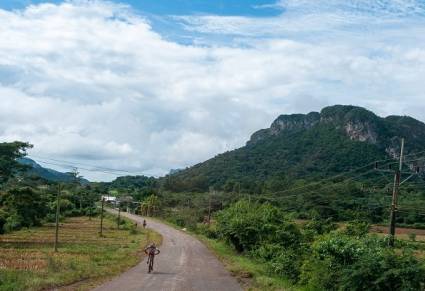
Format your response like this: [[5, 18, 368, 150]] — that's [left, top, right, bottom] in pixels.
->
[[144, 243, 160, 273]]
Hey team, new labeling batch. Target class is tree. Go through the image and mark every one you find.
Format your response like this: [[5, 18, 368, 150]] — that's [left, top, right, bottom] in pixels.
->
[[141, 195, 160, 216], [2, 187, 47, 231], [0, 141, 32, 184]]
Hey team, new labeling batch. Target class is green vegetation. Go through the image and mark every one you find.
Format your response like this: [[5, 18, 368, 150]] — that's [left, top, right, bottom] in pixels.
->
[[150, 199, 425, 290], [203, 201, 425, 290], [85, 106, 425, 229], [0, 216, 161, 291], [0, 141, 165, 290], [198, 235, 295, 291], [166, 123, 386, 192], [18, 157, 89, 183], [0, 141, 104, 234], [150, 106, 425, 227], [3, 105, 425, 290], [0, 141, 32, 184]]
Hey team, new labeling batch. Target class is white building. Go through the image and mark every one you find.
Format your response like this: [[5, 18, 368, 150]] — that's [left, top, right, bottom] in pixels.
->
[[101, 195, 117, 204]]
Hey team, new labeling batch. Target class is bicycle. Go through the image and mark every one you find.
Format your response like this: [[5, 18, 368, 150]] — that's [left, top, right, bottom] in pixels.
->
[[145, 244, 160, 273]]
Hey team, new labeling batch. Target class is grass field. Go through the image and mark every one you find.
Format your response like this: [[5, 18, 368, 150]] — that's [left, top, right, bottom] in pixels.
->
[[0, 215, 161, 291]]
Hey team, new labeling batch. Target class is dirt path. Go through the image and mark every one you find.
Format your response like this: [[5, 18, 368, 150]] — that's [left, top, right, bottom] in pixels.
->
[[94, 210, 242, 291]]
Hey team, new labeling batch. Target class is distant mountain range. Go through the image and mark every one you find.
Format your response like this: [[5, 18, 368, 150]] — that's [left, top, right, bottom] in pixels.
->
[[165, 105, 425, 192], [18, 157, 89, 183]]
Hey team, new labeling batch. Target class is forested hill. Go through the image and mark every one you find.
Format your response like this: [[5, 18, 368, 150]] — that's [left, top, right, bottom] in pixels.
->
[[18, 157, 89, 183], [164, 105, 425, 192]]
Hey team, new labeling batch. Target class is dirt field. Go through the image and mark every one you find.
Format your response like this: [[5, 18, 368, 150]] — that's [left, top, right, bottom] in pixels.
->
[[370, 225, 425, 236], [0, 216, 160, 290]]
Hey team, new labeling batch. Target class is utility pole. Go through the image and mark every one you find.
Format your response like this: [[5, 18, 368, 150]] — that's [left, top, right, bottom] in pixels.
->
[[54, 183, 61, 252], [89, 201, 92, 220], [117, 204, 121, 229], [208, 192, 212, 224], [388, 138, 404, 247], [100, 197, 105, 237]]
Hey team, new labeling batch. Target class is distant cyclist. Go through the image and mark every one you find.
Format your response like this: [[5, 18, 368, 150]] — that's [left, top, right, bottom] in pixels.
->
[[144, 243, 160, 273], [143, 219, 147, 228]]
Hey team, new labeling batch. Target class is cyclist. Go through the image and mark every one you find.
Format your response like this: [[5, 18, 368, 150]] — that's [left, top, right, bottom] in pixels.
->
[[144, 243, 160, 273]]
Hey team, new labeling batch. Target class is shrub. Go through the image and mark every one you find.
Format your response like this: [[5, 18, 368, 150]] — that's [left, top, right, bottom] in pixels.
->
[[344, 220, 370, 237], [340, 249, 425, 291], [300, 233, 425, 290], [0, 208, 8, 234], [3, 213, 23, 233], [216, 200, 302, 252], [166, 208, 202, 230], [197, 223, 218, 239], [303, 217, 337, 236], [251, 239, 306, 282], [3, 187, 47, 228]]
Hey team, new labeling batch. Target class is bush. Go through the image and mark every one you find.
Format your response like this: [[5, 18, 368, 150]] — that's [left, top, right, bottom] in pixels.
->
[[216, 200, 302, 252], [300, 233, 425, 290], [214, 200, 425, 290], [302, 217, 338, 244], [303, 217, 337, 238], [64, 208, 84, 217], [165, 208, 202, 230], [344, 220, 370, 237], [3, 187, 47, 228], [0, 208, 8, 234], [340, 249, 425, 291], [3, 213, 23, 233], [266, 246, 304, 282], [197, 223, 218, 239], [85, 207, 99, 217]]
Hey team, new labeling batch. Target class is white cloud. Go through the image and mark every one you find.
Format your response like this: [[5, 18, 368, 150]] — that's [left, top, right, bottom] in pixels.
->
[[0, 0, 425, 181]]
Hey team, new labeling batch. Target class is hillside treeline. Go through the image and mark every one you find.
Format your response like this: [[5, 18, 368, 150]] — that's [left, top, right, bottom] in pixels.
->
[[0, 142, 101, 233]]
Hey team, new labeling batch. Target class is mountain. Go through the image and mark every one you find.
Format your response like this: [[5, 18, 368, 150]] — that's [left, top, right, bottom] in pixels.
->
[[18, 158, 89, 183], [105, 175, 157, 189], [165, 105, 425, 192]]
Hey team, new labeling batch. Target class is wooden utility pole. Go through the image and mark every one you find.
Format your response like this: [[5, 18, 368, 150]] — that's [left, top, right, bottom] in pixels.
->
[[54, 183, 61, 252], [208, 193, 212, 224], [100, 197, 105, 237], [388, 138, 404, 247], [117, 205, 121, 229], [89, 196, 92, 220]]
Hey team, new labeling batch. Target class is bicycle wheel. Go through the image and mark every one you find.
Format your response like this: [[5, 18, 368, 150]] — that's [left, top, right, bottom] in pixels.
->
[[149, 259, 153, 273]]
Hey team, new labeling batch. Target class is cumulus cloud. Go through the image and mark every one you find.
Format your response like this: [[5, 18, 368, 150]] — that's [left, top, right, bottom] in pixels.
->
[[0, 0, 425, 180]]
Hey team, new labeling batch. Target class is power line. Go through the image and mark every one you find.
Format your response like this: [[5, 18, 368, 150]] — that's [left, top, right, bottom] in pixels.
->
[[237, 173, 397, 207], [29, 155, 140, 174], [397, 210, 425, 217], [30, 157, 147, 177], [33, 159, 126, 176], [260, 153, 425, 222], [269, 162, 396, 197]]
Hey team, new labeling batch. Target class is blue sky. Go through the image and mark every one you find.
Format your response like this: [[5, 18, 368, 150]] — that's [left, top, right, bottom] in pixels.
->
[[1, 0, 425, 181], [1, 0, 283, 45], [1, 0, 282, 16]]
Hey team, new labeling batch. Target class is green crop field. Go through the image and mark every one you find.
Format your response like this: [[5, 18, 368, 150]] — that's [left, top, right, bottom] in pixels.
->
[[0, 216, 161, 291]]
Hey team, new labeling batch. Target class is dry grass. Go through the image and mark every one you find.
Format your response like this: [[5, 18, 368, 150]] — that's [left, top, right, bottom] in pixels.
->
[[0, 216, 161, 291]]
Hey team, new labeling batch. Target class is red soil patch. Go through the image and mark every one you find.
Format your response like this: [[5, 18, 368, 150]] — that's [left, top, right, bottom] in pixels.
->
[[371, 225, 425, 235]]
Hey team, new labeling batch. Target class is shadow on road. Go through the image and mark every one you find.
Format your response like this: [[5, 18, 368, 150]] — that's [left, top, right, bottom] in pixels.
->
[[150, 271, 176, 275]]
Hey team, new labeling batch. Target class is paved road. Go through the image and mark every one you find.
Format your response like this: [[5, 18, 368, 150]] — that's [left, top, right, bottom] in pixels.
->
[[94, 210, 242, 291]]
